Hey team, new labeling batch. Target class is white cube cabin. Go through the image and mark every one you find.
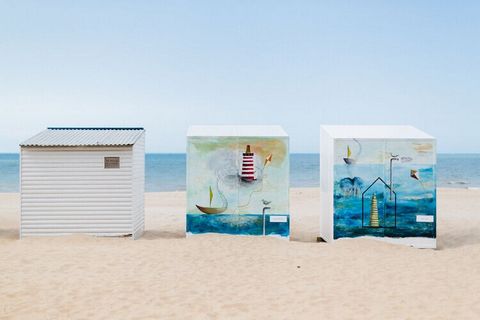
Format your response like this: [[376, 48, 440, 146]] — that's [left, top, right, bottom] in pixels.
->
[[20, 127, 145, 239], [320, 125, 436, 248], [187, 125, 290, 238]]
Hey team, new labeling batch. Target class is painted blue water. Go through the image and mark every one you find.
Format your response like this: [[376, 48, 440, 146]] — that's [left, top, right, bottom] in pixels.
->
[[186, 213, 290, 237], [0, 153, 479, 192], [333, 188, 436, 239], [333, 163, 436, 239]]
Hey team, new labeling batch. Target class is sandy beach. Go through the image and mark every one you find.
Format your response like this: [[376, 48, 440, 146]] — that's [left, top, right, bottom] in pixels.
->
[[1, 188, 479, 319]]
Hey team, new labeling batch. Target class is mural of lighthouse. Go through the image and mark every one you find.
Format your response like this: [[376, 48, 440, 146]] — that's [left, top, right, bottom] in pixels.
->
[[370, 193, 379, 227], [240, 145, 256, 182], [332, 139, 436, 246], [320, 125, 437, 248], [186, 126, 290, 237]]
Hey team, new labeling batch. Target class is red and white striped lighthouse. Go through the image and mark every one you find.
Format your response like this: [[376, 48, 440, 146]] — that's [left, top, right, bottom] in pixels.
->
[[240, 145, 256, 182]]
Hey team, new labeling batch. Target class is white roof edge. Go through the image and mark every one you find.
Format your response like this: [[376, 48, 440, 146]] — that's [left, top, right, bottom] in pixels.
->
[[19, 129, 49, 147], [320, 125, 435, 139], [187, 125, 288, 137], [20, 128, 145, 147], [129, 129, 146, 144]]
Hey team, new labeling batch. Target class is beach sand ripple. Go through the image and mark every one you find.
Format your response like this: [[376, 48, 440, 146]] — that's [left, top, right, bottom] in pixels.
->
[[0, 189, 479, 319]]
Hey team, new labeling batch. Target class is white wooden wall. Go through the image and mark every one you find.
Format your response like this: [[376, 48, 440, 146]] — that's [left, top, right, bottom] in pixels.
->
[[20, 147, 136, 237], [320, 128, 334, 242], [132, 134, 145, 239]]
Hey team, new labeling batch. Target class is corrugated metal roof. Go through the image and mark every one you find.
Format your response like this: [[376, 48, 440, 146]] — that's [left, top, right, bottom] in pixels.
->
[[20, 127, 145, 147]]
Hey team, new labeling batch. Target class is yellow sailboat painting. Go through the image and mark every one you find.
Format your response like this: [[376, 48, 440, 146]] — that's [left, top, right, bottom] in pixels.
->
[[343, 145, 356, 165], [196, 185, 228, 214]]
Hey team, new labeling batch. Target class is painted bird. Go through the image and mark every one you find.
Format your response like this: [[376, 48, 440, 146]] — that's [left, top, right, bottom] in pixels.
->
[[262, 199, 271, 205]]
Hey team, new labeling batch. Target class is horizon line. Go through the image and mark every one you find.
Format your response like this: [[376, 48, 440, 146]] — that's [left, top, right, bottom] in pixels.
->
[[0, 152, 479, 155]]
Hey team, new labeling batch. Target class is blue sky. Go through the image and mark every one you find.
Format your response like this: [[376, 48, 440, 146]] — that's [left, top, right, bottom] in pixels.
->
[[1, 1, 478, 153]]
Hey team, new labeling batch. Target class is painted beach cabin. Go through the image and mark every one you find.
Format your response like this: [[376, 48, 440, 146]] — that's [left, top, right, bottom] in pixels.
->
[[320, 126, 436, 248], [19, 127, 145, 239], [187, 125, 290, 238]]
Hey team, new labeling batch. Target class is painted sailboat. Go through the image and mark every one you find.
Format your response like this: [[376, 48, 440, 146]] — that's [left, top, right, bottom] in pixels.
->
[[196, 185, 228, 214], [343, 145, 356, 165]]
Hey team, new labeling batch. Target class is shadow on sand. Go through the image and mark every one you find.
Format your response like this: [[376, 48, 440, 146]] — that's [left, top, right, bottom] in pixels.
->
[[141, 230, 186, 240], [289, 235, 319, 243], [436, 228, 480, 250], [0, 229, 19, 240]]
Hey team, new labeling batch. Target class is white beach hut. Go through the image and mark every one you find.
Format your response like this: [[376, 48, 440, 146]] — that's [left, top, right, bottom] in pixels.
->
[[19, 127, 145, 239], [320, 125, 437, 248]]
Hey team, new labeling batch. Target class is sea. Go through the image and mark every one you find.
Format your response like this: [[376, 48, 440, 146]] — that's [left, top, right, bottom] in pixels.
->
[[0, 153, 479, 192]]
